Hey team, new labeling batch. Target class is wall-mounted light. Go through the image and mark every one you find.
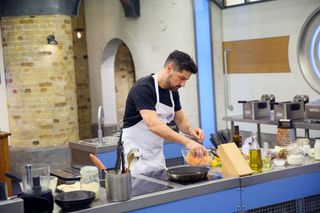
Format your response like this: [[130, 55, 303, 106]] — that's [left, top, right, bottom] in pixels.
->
[[74, 16, 84, 39], [47, 33, 58, 45], [74, 28, 84, 39]]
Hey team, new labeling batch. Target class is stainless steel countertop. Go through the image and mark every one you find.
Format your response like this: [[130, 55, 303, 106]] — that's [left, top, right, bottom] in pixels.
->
[[53, 173, 239, 213], [53, 160, 320, 213]]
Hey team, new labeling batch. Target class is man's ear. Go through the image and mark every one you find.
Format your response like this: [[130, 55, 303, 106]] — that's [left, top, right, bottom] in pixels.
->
[[166, 63, 174, 73]]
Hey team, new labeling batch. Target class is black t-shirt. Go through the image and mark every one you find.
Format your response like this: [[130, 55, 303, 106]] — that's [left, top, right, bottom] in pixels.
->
[[123, 74, 182, 128]]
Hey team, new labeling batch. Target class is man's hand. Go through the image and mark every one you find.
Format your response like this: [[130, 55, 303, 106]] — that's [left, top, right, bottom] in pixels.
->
[[189, 127, 205, 143], [185, 140, 207, 158]]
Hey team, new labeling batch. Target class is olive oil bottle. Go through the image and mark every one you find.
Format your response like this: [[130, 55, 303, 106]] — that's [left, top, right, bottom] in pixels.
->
[[249, 135, 262, 173], [232, 126, 242, 148]]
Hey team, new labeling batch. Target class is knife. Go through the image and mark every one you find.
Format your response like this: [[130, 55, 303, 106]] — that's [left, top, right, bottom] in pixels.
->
[[209, 133, 219, 149]]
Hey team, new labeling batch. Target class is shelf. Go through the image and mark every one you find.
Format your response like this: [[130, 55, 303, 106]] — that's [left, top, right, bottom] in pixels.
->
[[223, 115, 319, 131]]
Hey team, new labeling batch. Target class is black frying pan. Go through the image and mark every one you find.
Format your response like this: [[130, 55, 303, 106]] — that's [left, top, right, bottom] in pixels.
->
[[166, 166, 209, 182]]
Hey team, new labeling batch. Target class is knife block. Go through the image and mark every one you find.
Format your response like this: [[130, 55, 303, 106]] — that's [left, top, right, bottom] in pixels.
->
[[217, 143, 252, 178]]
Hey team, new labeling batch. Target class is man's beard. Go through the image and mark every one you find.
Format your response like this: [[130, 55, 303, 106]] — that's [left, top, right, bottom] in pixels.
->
[[165, 78, 180, 91]]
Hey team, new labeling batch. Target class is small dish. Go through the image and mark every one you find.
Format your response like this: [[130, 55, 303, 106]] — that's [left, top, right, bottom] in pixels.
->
[[272, 158, 286, 167], [308, 148, 315, 158]]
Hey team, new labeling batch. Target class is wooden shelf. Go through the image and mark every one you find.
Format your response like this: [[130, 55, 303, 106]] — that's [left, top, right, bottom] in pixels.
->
[[0, 131, 12, 196]]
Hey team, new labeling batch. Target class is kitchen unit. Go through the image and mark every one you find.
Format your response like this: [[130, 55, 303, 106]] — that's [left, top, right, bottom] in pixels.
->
[[50, 160, 320, 213]]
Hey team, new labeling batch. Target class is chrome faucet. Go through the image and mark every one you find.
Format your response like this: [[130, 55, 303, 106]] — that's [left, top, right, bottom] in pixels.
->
[[97, 106, 104, 145]]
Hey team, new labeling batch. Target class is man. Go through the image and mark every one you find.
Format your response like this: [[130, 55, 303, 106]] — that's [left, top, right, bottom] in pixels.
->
[[122, 50, 207, 174]]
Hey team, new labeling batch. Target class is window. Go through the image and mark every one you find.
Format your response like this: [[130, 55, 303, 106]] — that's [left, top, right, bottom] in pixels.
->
[[298, 8, 320, 94]]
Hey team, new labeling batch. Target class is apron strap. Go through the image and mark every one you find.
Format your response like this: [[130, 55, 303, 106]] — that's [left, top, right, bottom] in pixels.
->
[[153, 73, 174, 108]]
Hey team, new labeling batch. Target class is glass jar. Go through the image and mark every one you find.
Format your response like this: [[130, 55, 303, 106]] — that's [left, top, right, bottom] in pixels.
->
[[277, 119, 295, 146], [80, 166, 100, 199], [286, 143, 304, 166]]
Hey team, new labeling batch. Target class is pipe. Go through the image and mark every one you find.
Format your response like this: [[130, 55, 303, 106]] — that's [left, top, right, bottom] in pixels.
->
[[223, 48, 233, 112]]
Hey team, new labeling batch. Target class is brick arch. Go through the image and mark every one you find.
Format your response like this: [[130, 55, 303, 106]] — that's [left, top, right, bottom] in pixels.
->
[[101, 38, 135, 125]]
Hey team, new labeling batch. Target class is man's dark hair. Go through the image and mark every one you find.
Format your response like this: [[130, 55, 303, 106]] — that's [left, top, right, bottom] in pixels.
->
[[164, 50, 198, 74]]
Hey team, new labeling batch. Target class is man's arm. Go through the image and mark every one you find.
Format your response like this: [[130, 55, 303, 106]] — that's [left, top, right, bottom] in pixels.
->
[[174, 110, 205, 143], [140, 109, 206, 157]]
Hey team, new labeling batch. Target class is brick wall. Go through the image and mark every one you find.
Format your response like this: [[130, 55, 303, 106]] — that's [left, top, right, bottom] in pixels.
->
[[114, 43, 135, 123], [72, 1, 92, 139], [2, 15, 79, 146]]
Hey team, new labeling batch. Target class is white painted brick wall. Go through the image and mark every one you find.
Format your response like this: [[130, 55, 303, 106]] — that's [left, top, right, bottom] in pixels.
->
[[85, 0, 200, 127]]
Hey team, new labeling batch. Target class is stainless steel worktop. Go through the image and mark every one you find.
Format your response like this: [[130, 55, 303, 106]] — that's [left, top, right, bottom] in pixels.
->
[[53, 174, 239, 213], [52, 160, 320, 213]]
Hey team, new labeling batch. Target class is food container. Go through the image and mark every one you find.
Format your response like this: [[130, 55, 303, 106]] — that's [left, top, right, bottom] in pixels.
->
[[277, 119, 295, 146], [181, 147, 210, 167], [21, 164, 51, 193], [80, 166, 100, 199], [286, 143, 304, 166], [272, 158, 286, 167]]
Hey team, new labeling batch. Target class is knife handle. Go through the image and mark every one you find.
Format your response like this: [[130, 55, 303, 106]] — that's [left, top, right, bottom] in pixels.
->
[[89, 154, 106, 171]]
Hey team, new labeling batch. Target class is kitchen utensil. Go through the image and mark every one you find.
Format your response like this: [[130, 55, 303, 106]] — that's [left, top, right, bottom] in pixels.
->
[[89, 154, 109, 174], [121, 146, 126, 173], [105, 172, 132, 202], [55, 190, 95, 211], [115, 129, 124, 173], [5, 172, 22, 183], [19, 164, 54, 213], [166, 165, 209, 182], [209, 133, 219, 149], [21, 164, 51, 193], [127, 148, 139, 171], [50, 170, 81, 182]]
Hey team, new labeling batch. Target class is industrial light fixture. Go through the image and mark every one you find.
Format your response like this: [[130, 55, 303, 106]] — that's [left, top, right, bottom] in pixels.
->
[[74, 17, 84, 39], [74, 28, 84, 39], [47, 33, 58, 45]]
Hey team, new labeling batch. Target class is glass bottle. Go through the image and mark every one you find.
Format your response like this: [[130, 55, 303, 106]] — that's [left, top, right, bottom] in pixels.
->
[[249, 135, 262, 173], [262, 142, 272, 171], [232, 126, 242, 148], [80, 166, 100, 199]]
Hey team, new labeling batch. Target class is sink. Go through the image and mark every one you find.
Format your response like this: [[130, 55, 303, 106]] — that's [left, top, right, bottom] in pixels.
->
[[77, 137, 119, 146]]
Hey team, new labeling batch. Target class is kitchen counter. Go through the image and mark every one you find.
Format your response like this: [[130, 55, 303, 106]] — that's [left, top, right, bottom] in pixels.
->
[[53, 160, 320, 213]]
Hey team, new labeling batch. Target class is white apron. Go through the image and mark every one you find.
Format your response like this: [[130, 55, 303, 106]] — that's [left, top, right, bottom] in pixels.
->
[[123, 73, 175, 174]]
